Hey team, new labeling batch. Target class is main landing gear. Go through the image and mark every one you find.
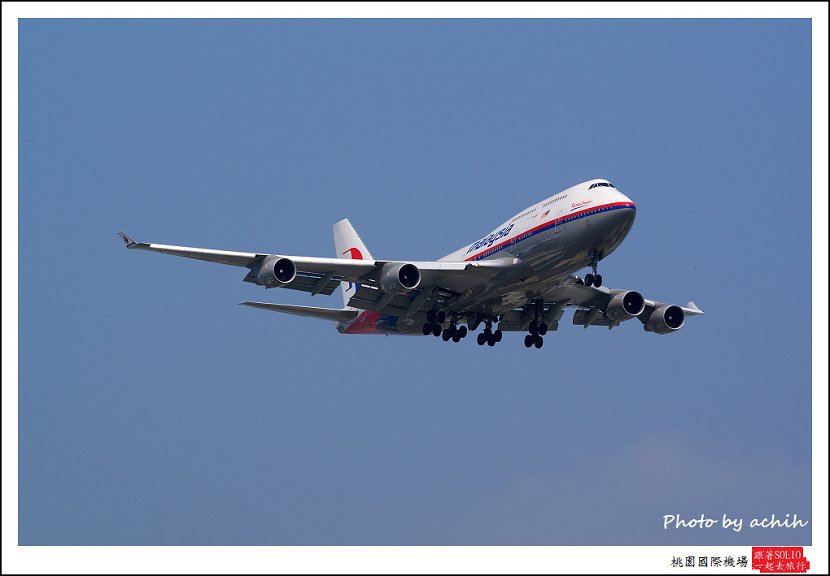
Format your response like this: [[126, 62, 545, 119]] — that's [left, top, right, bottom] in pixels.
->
[[476, 321, 503, 347], [422, 309, 446, 337], [523, 300, 547, 349], [423, 310, 468, 343], [524, 320, 547, 349], [442, 324, 468, 343], [583, 250, 603, 288]]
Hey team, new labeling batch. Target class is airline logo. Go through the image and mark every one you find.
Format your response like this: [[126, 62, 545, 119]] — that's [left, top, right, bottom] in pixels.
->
[[466, 223, 514, 255], [343, 247, 363, 291], [342, 247, 363, 260], [570, 200, 593, 212]]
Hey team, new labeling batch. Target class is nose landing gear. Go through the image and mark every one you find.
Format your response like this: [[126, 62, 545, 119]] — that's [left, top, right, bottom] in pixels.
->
[[584, 250, 603, 288]]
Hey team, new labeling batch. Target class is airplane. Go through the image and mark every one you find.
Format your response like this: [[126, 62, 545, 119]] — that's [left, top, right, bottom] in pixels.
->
[[119, 178, 703, 349]]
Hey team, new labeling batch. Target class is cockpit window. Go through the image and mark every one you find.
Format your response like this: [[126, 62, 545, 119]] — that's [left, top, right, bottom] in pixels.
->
[[588, 182, 614, 190]]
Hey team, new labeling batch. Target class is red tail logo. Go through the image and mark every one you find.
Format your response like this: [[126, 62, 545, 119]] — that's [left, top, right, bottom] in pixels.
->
[[342, 247, 363, 292], [342, 247, 363, 260]]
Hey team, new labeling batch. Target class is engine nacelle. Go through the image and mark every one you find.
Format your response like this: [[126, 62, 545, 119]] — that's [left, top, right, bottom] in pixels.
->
[[605, 290, 646, 321], [644, 304, 685, 334], [257, 256, 297, 286], [380, 262, 421, 293]]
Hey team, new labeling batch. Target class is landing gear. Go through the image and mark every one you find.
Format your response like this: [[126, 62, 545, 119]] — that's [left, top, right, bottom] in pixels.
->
[[441, 324, 467, 343], [424, 309, 451, 338], [524, 301, 548, 349], [426, 309, 447, 324], [584, 273, 603, 288], [528, 320, 548, 336], [435, 321, 468, 343], [584, 251, 603, 287], [476, 320, 502, 347]]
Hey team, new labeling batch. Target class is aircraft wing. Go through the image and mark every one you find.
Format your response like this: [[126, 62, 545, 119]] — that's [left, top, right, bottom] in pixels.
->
[[499, 275, 704, 332], [119, 232, 514, 300], [541, 276, 704, 313], [119, 232, 262, 267]]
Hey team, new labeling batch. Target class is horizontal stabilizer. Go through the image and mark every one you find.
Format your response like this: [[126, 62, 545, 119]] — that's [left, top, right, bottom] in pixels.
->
[[240, 302, 359, 323]]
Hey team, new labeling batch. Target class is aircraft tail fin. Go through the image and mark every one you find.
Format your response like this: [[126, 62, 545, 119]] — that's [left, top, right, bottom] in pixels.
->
[[333, 219, 373, 308]]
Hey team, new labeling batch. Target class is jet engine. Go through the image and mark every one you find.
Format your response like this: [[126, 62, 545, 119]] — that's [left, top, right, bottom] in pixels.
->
[[380, 262, 421, 293], [644, 304, 685, 334], [257, 256, 297, 286], [605, 290, 646, 321]]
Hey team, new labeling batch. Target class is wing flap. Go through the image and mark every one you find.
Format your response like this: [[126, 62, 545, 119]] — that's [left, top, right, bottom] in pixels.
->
[[573, 308, 618, 328]]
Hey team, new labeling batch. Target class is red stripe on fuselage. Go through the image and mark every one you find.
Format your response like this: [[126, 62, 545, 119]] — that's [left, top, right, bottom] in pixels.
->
[[464, 201, 635, 262]]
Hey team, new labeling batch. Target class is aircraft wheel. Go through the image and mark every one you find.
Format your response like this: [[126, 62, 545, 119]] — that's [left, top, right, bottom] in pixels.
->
[[432, 324, 442, 337], [436, 310, 446, 323], [494, 329, 503, 342], [487, 335, 496, 346], [458, 326, 468, 338], [442, 329, 452, 341], [594, 274, 602, 287], [524, 334, 534, 348], [427, 310, 436, 323], [537, 322, 548, 336], [585, 273, 594, 287], [477, 333, 486, 345], [452, 334, 461, 343], [528, 321, 538, 336], [534, 335, 544, 349], [422, 323, 432, 336]]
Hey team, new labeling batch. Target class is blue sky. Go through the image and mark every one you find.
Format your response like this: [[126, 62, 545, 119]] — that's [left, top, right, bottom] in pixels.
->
[[16, 17, 815, 547]]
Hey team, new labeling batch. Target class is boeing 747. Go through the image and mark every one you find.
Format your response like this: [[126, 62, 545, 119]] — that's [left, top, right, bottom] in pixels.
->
[[119, 179, 703, 349]]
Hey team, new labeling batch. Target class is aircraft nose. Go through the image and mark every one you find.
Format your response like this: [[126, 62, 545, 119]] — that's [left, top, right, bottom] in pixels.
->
[[610, 190, 636, 228], [615, 189, 635, 208]]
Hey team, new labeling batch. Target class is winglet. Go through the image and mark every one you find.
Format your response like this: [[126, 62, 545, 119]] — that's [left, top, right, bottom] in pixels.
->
[[118, 232, 137, 248], [684, 301, 704, 315]]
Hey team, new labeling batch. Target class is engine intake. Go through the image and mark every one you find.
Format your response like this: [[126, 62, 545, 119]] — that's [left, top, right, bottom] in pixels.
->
[[257, 256, 297, 286], [605, 290, 646, 321], [380, 262, 421, 293], [644, 304, 685, 334]]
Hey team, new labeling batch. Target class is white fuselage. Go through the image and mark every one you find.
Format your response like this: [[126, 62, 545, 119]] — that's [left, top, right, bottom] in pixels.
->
[[442, 179, 635, 264], [342, 179, 637, 334], [441, 179, 635, 309]]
